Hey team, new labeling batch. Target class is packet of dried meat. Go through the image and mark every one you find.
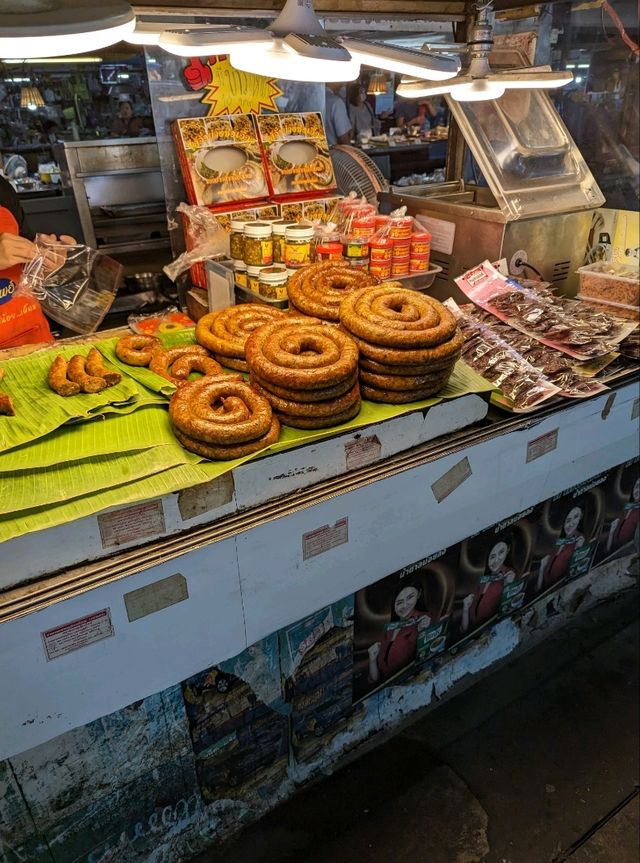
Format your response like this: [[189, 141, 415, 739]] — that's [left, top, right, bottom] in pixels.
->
[[455, 261, 636, 361], [462, 306, 609, 399], [445, 300, 561, 412]]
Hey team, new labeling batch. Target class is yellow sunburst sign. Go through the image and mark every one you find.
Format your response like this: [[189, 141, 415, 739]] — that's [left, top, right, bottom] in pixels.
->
[[198, 56, 283, 116]]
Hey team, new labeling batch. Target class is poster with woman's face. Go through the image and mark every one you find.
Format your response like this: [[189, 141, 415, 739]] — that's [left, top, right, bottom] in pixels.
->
[[593, 460, 640, 565], [447, 511, 536, 649], [352, 550, 456, 702], [525, 477, 606, 604]]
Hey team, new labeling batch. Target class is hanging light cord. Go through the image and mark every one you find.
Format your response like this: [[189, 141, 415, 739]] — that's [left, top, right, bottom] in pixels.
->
[[601, 0, 640, 56]]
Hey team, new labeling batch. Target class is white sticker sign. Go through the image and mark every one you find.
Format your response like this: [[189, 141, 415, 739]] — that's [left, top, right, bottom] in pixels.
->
[[415, 215, 456, 255], [42, 609, 114, 661], [302, 518, 349, 561], [345, 435, 382, 471], [98, 500, 165, 548], [431, 457, 472, 503], [526, 429, 559, 463]]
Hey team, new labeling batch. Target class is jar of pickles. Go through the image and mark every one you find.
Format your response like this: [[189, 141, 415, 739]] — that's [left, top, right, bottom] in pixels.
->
[[247, 264, 267, 294], [230, 218, 250, 261], [272, 220, 294, 264], [258, 265, 289, 301], [244, 222, 273, 266], [284, 224, 314, 268], [343, 236, 369, 264], [233, 259, 247, 290]]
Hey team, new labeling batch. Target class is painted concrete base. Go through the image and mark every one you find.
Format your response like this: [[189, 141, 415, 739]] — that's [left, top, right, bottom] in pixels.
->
[[0, 551, 635, 863]]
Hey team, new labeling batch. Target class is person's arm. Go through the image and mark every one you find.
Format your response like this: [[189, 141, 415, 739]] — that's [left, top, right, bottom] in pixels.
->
[[367, 642, 381, 683], [331, 97, 352, 145], [461, 594, 474, 632]]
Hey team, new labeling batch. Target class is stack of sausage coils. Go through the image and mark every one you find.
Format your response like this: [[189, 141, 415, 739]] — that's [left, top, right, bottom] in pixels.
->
[[195, 305, 286, 371], [339, 285, 463, 403], [245, 318, 361, 429], [287, 262, 379, 322]]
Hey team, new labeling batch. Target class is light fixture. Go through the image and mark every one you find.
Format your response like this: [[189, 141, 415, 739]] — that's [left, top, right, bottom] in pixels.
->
[[0, 1, 135, 60], [158, 0, 459, 84], [20, 86, 45, 109], [367, 71, 388, 95], [4, 56, 104, 64], [397, 4, 573, 103]]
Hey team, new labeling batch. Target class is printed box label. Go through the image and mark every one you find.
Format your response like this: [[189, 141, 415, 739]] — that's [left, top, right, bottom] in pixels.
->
[[98, 500, 165, 548], [345, 435, 381, 471], [526, 429, 558, 463], [42, 609, 114, 661], [303, 518, 349, 561]]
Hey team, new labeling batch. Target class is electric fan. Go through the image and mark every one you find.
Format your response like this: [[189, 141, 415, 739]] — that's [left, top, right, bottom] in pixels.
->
[[331, 146, 389, 203]]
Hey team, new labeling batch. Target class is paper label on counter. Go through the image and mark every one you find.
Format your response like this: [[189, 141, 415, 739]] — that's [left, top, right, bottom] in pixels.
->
[[431, 457, 472, 503], [632, 398, 639, 421], [98, 500, 166, 548], [345, 435, 381, 471], [42, 609, 114, 661], [124, 574, 188, 622], [303, 517, 348, 561], [526, 429, 558, 463], [415, 215, 456, 255], [178, 474, 235, 521]]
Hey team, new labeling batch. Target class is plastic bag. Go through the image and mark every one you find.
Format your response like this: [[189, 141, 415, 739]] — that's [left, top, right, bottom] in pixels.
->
[[16, 236, 122, 334], [164, 202, 229, 282]]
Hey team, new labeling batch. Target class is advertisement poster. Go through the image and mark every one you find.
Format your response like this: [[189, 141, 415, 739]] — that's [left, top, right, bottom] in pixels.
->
[[447, 510, 538, 649], [524, 475, 606, 604], [353, 551, 456, 702], [181, 635, 288, 803], [593, 459, 640, 566], [280, 598, 362, 763]]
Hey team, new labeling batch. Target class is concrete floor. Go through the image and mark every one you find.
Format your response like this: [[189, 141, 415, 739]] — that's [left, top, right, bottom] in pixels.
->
[[195, 590, 639, 863]]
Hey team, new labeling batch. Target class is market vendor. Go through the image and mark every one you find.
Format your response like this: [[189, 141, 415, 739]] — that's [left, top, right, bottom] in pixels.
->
[[323, 83, 352, 146], [0, 175, 75, 348], [110, 95, 143, 138]]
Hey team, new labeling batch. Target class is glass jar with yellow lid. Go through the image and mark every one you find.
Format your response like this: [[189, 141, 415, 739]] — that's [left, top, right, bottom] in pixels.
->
[[244, 221, 273, 267]]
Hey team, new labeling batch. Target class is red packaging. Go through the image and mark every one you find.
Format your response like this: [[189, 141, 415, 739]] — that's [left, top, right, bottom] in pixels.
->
[[392, 257, 410, 276], [410, 257, 430, 273], [315, 241, 343, 261], [375, 215, 390, 230], [392, 241, 411, 259], [369, 262, 392, 279], [411, 231, 431, 256], [369, 237, 394, 262], [388, 216, 413, 240], [352, 215, 376, 239]]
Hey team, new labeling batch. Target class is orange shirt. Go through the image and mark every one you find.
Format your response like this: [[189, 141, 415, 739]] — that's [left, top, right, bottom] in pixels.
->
[[0, 206, 52, 348]]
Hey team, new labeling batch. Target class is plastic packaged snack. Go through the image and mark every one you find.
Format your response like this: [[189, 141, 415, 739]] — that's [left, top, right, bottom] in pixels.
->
[[16, 236, 122, 333]]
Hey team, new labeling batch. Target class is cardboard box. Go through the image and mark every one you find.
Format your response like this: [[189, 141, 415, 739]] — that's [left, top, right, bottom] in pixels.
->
[[256, 112, 337, 201], [173, 115, 270, 208]]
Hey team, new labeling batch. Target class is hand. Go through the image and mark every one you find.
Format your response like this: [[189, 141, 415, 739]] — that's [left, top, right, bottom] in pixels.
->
[[368, 642, 381, 660], [575, 535, 585, 548], [37, 234, 76, 275], [462, 594, 475, 611], [0, 232, 36, 269], [183, 58, 212, 91]]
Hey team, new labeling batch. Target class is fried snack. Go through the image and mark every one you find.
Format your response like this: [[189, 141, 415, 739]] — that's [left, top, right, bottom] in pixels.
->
[[345, 328, 464, 366], [172, 418, 280, 460], [251, 379, 360, 418], [115, 334, 161, 366], [360, 370, 450, 392], [277, 400, 361, 429], [86, 348, 122, 386], [67, 355, 108, 394], [215, 354, 249, 372], [361, 383, 445, 403], [149, 345, 217, 385], [287, 262, 379, 321], [169, 377, 274, 447], [0, 392, 14, 416], [359, 356, 458, 376], [250, 369, 357, 403], [47, 355, 81, 397], [196, 305, 285, 359], [340, 285, 458, 348], [245, 318, 358, 390]]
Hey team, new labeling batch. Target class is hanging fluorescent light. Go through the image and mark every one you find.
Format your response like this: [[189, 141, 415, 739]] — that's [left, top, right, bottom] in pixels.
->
[[4, 56, 104, 64], [20, 86, 45, 109], [0, 1, 135, 59], [367, 71, 388, 95], [342, 39, 459, 81], [397, 4, 572, 103], [159, 0, 459, 84]]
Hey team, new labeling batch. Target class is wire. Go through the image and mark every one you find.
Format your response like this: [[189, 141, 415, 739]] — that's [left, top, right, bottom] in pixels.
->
[[519, 261, 544, 279], [602, 0, 640, 56]]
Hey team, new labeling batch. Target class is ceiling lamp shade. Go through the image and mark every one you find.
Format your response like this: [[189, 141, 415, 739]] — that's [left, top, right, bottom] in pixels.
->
[[367, 71, 388, 95], [20, 86, 45, 109], [0, 1, 135, 59], [396, 4, 572, 103], [158, 0, 459, 84]]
